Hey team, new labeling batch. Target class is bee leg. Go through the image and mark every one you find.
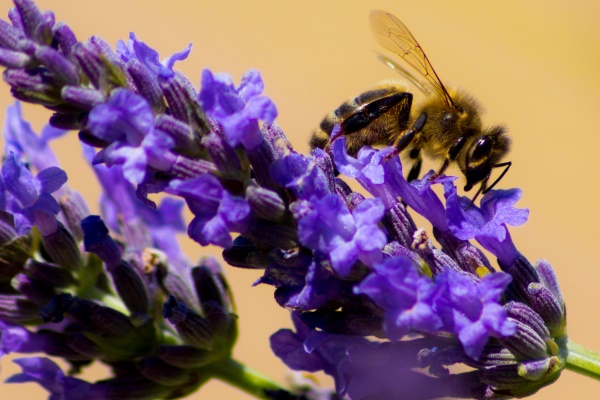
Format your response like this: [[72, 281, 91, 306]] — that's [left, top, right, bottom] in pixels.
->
[[394, 112, 427, 153], [429, 136, 467, 181], [406, 148, 422, 182]]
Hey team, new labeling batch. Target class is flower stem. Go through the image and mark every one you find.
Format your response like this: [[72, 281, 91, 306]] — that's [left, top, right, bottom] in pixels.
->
[[565, 339, 600, 381], [211, 358, 287, 399]]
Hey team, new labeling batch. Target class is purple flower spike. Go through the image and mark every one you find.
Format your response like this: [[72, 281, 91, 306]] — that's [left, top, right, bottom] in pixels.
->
[[199, 69, 277, 150], [87, 89, 174, 183], [6, 357, 100, 399], [438, 270, 516, 360], [167, 174, 251, 248], [444, 182, 528, 265], [297, 194, 386, 277], [355, 256, 443, 340], [116, 32, 191, 79], [0, 154, 66, 234]]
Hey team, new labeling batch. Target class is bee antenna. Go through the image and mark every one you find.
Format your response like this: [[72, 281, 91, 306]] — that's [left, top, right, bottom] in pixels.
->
[[482, 161, 512, 194]]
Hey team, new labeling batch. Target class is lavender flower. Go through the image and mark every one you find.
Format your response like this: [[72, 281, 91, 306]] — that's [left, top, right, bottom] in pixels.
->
[[0, 1, 593, 399]]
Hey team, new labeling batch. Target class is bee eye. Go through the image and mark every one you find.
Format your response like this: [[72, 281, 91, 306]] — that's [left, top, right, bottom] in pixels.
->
[[470, 136, 492, 161]]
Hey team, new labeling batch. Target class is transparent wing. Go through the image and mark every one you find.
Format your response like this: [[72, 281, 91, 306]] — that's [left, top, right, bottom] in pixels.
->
[[370, 10, 455, 108]]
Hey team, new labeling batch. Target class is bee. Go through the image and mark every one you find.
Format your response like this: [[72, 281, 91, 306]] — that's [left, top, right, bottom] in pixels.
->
[[310, 10, 511, 201]]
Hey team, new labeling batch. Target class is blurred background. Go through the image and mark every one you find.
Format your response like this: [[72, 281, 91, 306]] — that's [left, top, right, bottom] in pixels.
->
[[0, 0, 599, 398]]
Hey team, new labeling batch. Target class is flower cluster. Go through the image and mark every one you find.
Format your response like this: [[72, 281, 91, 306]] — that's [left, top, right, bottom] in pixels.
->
[[0, 1, 571, 399]]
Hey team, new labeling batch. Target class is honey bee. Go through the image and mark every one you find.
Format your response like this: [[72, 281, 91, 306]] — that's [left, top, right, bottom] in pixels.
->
[[310, 10, 511, 201]]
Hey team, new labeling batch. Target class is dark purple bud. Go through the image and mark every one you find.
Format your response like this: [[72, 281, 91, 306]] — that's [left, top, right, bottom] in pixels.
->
[[299, 309, 383, 337], [498, 318, 548, 360], [67, 298, 134, 336], [461, 344, 517, 368], [169, 155, 217, 179], [221, 236, 267, 269], [34, 45, 79, 85], [311, 148, 336, 193], [527, 283, 565, 336], [3, 68, 57, 98], [11, 273, 54, 305], [247, 140, 278, 190], [382, 202, 417, 249], [505, 301, 550, 342], [52, 22, 77, 58], [155, 114, 200, 154], [244, 219, 298, 250], [0, 293, 40, 323], [41, 222, 83, 270], [49, 112, 84, 130], [535, 259, 564, 309], [82, 215, 122, 269], [245, 185, 286, 221], [67, 333, 104, 358], [163, 296, 214, 350], [499, 255, 540, 304], [192, 263, 234, 314], [71, 42, 101, 88], [160, 72, 207, 131], [201, 131, 242, 176], [61, 86, 105, 110], [126, 59, 165, 113], [110, 261, 150, 314], [13, 0, 49, 43], [86, 35, 123, 71], [0, 48, 30, 67], [478, 363, 528, 389], [8, 7, 24, 32], [334, 177, 353, 199], [156, 345, 214, 368], [57, 189, 90, 241], [24, 259, 75, 288], [200, 301, 237, 350], [137, 357, 190, 386], [479, 360, 561, 395], [0, 19, 24, 50]]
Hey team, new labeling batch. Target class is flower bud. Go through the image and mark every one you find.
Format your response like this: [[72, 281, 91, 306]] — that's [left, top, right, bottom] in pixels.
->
[[23, 259, 75, 287], [156, 345, 214, 368], [41, 222, 83, 270], [137, 357, 191, 386], [126, 59, 165, 113], [163, 296, 214, 350], [245, 185, 286, 221], [11, 273, 54, 305]]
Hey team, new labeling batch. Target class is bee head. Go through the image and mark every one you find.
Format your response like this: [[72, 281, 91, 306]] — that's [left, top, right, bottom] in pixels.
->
[[464, 125, 510, 191]]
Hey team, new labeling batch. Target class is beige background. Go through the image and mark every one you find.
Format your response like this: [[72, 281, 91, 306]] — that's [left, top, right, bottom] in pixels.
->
[[0, 1, 599, 399]]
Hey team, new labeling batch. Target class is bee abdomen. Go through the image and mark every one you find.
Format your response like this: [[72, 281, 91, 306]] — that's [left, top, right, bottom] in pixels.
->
[[310, 82, 412, 155]]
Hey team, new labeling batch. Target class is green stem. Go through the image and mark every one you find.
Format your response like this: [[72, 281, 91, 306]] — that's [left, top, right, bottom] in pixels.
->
[[565, 339, 600, 381], [211, 358, 287, 399]]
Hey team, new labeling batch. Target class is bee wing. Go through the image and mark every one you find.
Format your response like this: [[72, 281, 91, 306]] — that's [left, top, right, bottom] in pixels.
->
[[370, 10, 455, 108]]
